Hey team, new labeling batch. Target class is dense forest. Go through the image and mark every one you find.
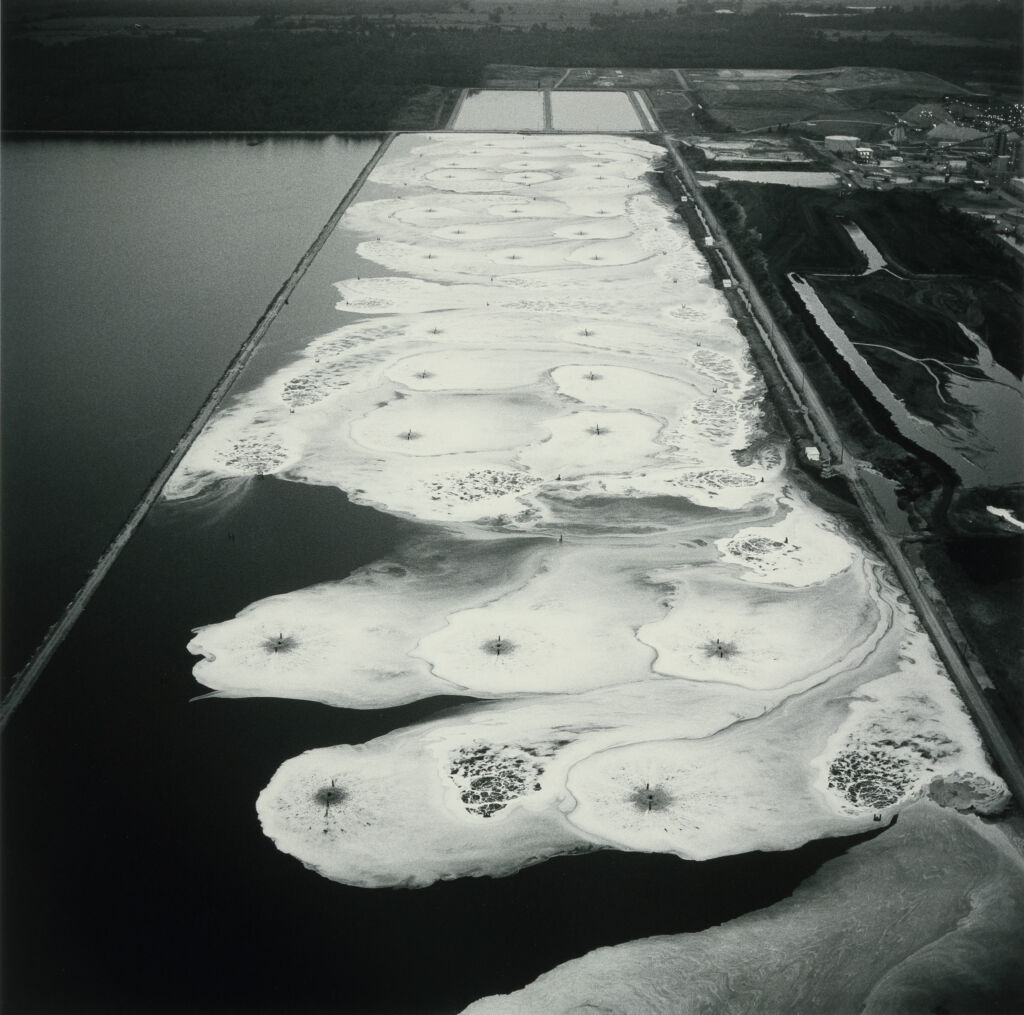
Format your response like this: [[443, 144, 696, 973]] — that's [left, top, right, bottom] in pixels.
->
[[4, 6, 1020, 131], [822, 2, 1021, 38]]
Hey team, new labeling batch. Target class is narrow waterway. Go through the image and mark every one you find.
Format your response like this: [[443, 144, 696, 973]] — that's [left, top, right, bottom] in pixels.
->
[[787, 228, 1024, 491], [790, 271, 990, 484]]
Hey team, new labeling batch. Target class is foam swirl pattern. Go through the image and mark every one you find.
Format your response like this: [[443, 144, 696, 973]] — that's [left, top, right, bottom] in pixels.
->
[[170, 135, 1008, 902]]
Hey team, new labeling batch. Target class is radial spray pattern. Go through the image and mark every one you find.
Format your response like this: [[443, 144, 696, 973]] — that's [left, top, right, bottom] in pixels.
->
[[171, 134, 1007, 896]]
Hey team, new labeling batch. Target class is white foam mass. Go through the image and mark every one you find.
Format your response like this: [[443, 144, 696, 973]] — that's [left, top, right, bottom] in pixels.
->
[[255, 565, 1006, 888], [413, 541, 666, 695], [256, 677, 784, 887], [166, 134, 763, 522], [814, 623, 1010, 816], [717, 494, 855, 586], [637, 553, 888, 690], [175, 134, 1007, 894]]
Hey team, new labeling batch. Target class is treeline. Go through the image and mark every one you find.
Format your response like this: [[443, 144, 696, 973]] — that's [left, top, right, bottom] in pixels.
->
[[4, 13, 1019, 131], [789, 2, 1022, 40], [4, 28, 483, 130], [586, 10, 1020, 80], [3, 0, 456, 18]]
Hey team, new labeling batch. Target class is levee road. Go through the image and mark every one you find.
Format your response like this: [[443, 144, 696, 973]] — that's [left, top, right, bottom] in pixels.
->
[[663, 134, 1024, 807], [0, 133, 397, 729]]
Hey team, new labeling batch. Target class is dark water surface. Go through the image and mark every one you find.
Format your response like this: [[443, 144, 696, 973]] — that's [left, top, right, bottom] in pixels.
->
[[1, 136, 379, 681], [2, 477, 883, 1015], [2, 139, 888, 1015]]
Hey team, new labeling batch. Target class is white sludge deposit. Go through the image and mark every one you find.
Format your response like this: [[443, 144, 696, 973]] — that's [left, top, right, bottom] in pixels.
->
[[256, 579, 1006, 888], [174, 134, 1008, 894]]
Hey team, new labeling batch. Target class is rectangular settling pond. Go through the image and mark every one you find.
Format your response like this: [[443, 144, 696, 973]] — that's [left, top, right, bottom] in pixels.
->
[[451, 89, 648, 132], [452, 90, 545, 131], [549, 90, 646, 132]]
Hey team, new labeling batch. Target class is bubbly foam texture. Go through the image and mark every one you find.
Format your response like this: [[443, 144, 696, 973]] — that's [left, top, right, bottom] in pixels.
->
[[167, 135, 759, 520], [257, 676, 782, 887], [815, 624, 1009, 816], [175, 134, 1006, 892]]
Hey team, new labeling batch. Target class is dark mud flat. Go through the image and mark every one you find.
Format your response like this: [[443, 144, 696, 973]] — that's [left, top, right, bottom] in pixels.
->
[[810, 271, 1023, 428], [710, 184, 1024, 375], [2, 474, 887, 1015], [702, 178, 1024, 717]]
